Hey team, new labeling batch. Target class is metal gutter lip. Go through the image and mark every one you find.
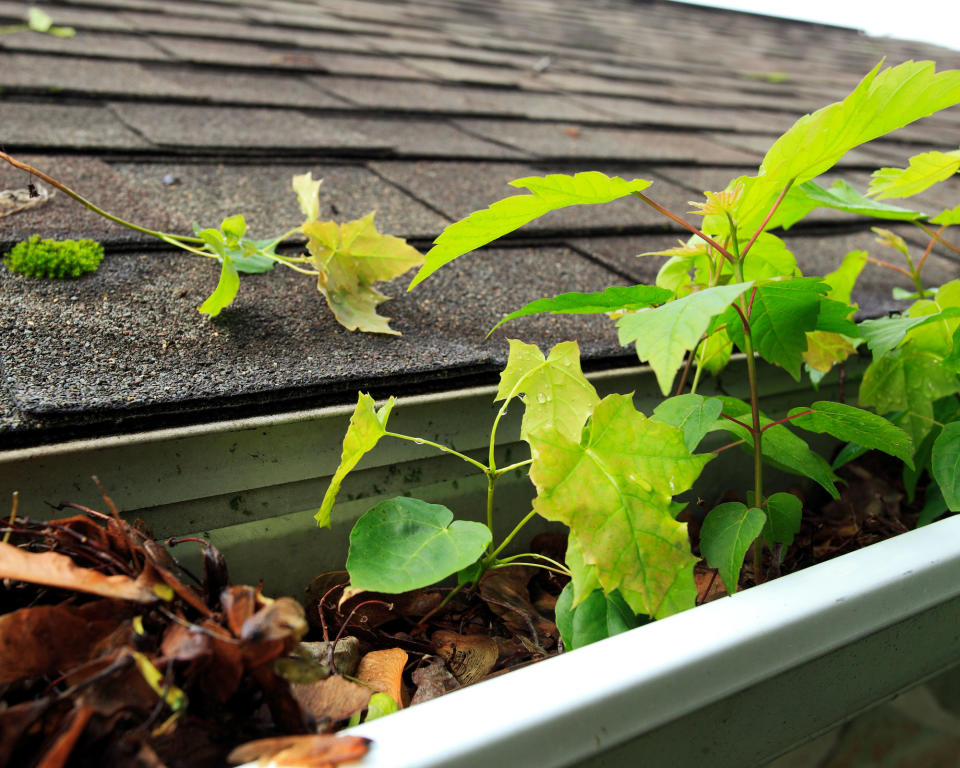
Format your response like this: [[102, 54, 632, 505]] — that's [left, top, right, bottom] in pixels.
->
[[347, 514, 960, 768]]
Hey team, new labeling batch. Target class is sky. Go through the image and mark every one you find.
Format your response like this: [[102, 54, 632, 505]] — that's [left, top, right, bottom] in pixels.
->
[[674, 1, 960, 52]]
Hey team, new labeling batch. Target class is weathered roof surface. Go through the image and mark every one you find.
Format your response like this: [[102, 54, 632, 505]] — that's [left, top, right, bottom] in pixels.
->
[[2, 0, 960, 446]]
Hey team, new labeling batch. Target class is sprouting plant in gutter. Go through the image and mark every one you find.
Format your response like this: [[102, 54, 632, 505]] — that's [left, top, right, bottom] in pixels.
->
[[3, 234, 104, 278], [0, 152, 423, 335], [0, 7, 74, 37], [347, 59, 960, 637]]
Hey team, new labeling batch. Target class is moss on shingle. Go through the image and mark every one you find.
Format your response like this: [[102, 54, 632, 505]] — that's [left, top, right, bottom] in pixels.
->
[[3, 234, 104, 278]]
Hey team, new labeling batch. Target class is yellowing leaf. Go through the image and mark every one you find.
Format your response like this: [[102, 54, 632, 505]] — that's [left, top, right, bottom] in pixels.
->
[[304, 213, 423, 335], [869, 149, 960, 199], [803, 330, 857, 373], [316, 393, 395, 527], [529, 394, 710, 619], [293, 172, 323, 222], [496, 340, 599, 443]]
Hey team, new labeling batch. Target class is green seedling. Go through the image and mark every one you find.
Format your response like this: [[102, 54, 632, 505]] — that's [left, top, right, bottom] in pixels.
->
[[389, 60, 960, 608], [3, 234, 103, 278], [0, 153, 423, 334], [0, 7, 74, 36]]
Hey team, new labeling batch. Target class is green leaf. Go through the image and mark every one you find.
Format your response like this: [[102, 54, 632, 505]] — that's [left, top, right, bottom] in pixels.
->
[[732, 61, 960, 232], [858, 308, 960, 358], [859, 350, 960, 444], [832, 441, 869, 470], [869, 149, 960, 199], [918, 483, 950, 527], [762, 492, 802, 547], [305, 213, 423, 335], [788, 401, 914, 468], [27, 7, 52, 32], [490, 284, 671, 334], [802, 331, 858, 374], [198, 255, 240, 317], [555, 583, 642, 651], [774, 179, 925, 230], [931, 422, 960, 511], [699, 502, 766, 594], [651, 394, 724, 451], [293, 172, 323, 222], [563, 532, 601, 607], [823, 250, 868, 304], [409, 172, 652, 288], [738, 232, 799, 280], [617, 282, 752, 395], [315, 393, 395, 527], [496, 340, 599, 444], [903, 281, 960, 356], [712, 396, 841, 498], [347, 497, 491, 593], [932, 203, 960, 226], [529, 394, 710, 619], [364, 693, 399, 722], [696, 326, 733, 376], [726, 278, 828, 379], [814, 298, 860, 336], [193, 220, 278, 274]]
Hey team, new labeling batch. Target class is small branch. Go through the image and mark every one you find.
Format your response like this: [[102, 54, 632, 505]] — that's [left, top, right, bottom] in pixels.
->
[[916, 224, 946, 282], [739, 180, 794, 261], [760, 409, 812, 432], [865, 256, 915, 279], [720, 413, 754, 433], [710, 439, 747, 454], [916, 221, 960, 257], [632, 191, 736, 263]]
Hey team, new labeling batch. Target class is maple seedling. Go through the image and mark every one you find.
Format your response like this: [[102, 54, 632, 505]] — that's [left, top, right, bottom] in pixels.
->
[[0, 152, 423, 335]]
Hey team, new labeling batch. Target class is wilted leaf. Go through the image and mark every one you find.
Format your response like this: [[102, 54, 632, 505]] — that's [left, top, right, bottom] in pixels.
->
[[304, 213, 423, 334], [410, 172, 652, 288], [699, 502, 766, 594], [479, 566, 556, 647], [356, 648, 408, 706], [293, 172, 323, 222], [410, 656, 461, 705], [0, 541, 163, 603], [316, 393, 394, 527], [227, 734, 371, 767], [529, 394, 710, 618], [347, 497, 490, 593], [617, 282, 752, 395], [431, 631, 498, 685], [496, 339, 599, 443]]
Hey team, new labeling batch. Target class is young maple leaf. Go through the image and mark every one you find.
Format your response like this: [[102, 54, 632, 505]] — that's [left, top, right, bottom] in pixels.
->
[[688, 184, 744, 217], [303, 213, 424, 335]]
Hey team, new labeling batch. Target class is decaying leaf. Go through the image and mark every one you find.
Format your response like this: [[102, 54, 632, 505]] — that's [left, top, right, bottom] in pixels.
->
[[304, 213, 423, 335], [227, 734, 371, 768], [290, 675, 372, 723], [355, 648, 408, 707], [0, 540, 162, 603], [431, 631, 499, 686], [410, 656, 461, 705]]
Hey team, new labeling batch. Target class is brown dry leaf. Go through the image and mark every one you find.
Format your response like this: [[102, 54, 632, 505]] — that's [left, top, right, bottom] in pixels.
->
[[479, 566, 556, 647], [227, 734, 371, 767], [0, 601, 135, 685], [431, 631, 498, 686], [222, 585, 259, 636], [35, 705, 94, 768], [0, 540, 160, 603], [355, 648, 407, 708], [241, 597, 308, 644], [410, 656, 461, 705], [0, 698, 55, 767], [290, 675, 372, 723], [694, 564, 727, 604]]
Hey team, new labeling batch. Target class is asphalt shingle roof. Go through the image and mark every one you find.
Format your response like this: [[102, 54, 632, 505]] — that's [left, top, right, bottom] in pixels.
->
[[2, 0, 960, 446]]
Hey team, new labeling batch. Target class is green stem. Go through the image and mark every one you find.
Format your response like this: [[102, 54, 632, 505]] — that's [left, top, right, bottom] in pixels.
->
[[0, 151, 205, 247], [493, 458, 533, 478], [418, 583, 466, 626], [486, 561, 571, 577], [485, 509, 537, 564], [486, 473, 496, 535], [383, 432, 488, 473], [494, 552, 569, 573]]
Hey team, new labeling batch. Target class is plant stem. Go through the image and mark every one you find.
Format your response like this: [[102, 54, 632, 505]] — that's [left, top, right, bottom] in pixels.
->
[[485, 509, 537, 563], [418, 583, 466, 626], [493, 458, 533, 477], [916, 222, 960, 257], [494, 552, 569, 573], [0, 151, 205, 247], [486, 561, 570, 577], [383, 432, 488, 473], [632, 191, 736, 264], [760, 409, 812, 431], [738, 180, 794, 261]]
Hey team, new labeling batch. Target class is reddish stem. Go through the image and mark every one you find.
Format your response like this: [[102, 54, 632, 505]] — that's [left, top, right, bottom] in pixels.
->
[[721, 413, 754, 433], [633, 192, 736, 263], [760, 409, 813, 432], [739, 180, 794, 261]]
